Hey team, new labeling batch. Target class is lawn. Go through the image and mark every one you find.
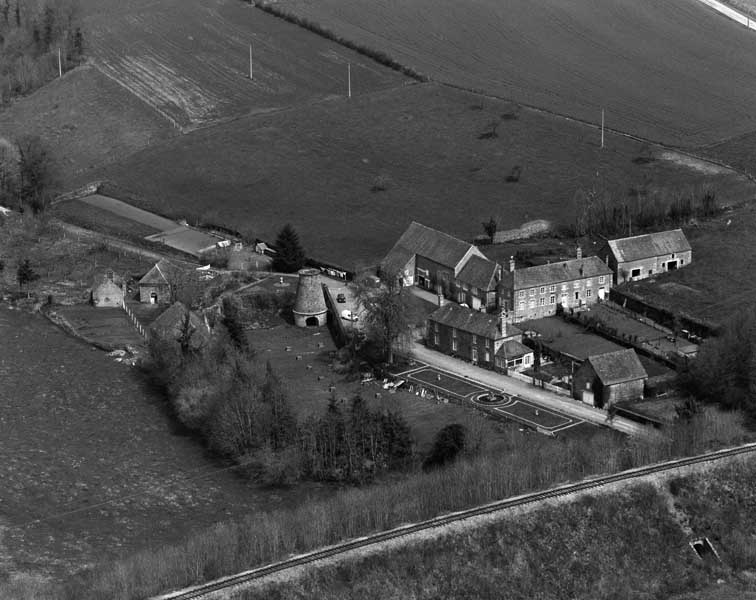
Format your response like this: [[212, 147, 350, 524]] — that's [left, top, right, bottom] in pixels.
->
[[94, 83, 755, 271], [273, 0, 756, 146]]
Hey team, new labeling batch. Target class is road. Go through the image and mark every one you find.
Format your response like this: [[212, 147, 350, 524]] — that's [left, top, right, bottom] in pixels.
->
[[410, 342, 656, 438]]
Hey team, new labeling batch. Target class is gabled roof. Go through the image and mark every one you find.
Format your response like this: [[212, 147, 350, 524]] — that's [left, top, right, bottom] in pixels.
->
[[139, 259, 180, 286], [93, 269, 124, 287], [496, 339, 532, 359], [587, 349, 647, 386], [502, 256, 612, 290], [428, 303, 521, 340], [457, 255, 499, 291], [149, 302, 209, 345], [608, 229, 691, 263], [381, 222, 475, 275]]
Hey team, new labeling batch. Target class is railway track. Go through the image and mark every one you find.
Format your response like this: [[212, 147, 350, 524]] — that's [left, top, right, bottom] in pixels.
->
[[154, 442, 756, 600]]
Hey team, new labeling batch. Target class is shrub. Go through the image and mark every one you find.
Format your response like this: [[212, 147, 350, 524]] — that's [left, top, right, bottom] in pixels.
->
[[423, 423, 466, 471]]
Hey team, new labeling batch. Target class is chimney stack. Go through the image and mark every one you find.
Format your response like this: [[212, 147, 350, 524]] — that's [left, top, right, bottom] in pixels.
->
[[496, 263, 502, 282], [576, 246, 582, 260], [499, 309, 509, 336], [509, 256, 515, 272]]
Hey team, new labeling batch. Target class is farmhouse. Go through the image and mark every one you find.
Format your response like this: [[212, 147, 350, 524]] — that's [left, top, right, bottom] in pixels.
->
[[498, 249, 613, 322], [427, 302, 533, 371], [91, 269, 125, 308], [149, 302, 210, 351], [138, 259, 180, 304], [380, 222, 500, 310], [604, 229, 691, 284], [572, 348, 647, 408]]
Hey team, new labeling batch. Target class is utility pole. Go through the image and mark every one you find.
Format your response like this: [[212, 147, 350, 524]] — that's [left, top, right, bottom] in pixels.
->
[[249, 42, 253, 79], [347, 63, 351, 98], [58, 47, 62, 77], [601, 109, 605, 149]]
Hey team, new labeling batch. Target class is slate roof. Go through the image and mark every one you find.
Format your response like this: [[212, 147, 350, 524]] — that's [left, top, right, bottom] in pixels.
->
[[496, 339, 532, 359], [457, 255, 499, 291], [608, 229, 691, 263], [381, 222, 474, 275], [139, 259, 180, 286], [428, 303, 521, 340], [587, 349, 647, 386], [501, 256, 612, 290]]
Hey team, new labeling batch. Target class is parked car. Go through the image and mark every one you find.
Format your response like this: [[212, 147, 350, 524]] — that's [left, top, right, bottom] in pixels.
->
[[336, 293, 346, 303]]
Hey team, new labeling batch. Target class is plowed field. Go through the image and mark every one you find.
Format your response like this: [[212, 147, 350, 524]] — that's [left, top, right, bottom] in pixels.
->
[[275, 0, 756, 146], [82, 0, 407, 129]]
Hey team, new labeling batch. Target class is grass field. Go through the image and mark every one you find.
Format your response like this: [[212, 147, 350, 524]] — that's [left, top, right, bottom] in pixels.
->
[[79, 0, 406, 129], [273, 0, 756, 146], [94, 83, 755, 270], [0, 66, 175, 188], [622, 206, 756, 327], [52, 200, 162, 243]]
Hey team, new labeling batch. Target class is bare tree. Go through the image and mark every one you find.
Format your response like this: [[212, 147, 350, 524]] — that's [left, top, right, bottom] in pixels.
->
[[357, 272, 411, 365]]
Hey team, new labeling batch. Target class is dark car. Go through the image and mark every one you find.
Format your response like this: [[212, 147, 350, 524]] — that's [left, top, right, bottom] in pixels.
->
[[336, 293, 346, 303]]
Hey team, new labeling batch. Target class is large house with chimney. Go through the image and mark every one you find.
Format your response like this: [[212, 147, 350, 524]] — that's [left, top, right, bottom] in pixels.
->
[[602, 229, 692, 284], [427, 302, 533, 371], [498, 249, 614, 322], [380, 222, 501, 311]]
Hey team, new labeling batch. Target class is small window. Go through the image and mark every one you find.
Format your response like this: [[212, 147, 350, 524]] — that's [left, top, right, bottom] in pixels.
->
[[529, 288, 536, 296], [549, 285, 556, 293], [586, 289, 592, 297], [648, 269, 653, 275], [631, 268, 641, 278], [472, 347, 478, 362], [434, 333, 439, 346], [680, 259, 684, 265], [549, 295, 556, 305], [452, 338, 458, 352], [539, 286, 545, 294], [539, 297, 545, 306], [472, 334, 477, 345], [484, 349, 490, 362], [599, 276, 605, 284], [518, 290, 525, 298], [452, 328, 457, 339]]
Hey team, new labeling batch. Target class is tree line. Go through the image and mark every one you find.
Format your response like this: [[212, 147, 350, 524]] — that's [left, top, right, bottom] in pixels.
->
[[0, 134, 56, 213], [0, 0, 85, 102], [144, 299, 464, 486]]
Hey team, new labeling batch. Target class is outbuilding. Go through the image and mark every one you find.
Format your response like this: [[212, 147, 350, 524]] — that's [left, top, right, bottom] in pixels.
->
[[604, 229, 691, 284], [91, 269, 125, 308], [572, 348, 647, 409]]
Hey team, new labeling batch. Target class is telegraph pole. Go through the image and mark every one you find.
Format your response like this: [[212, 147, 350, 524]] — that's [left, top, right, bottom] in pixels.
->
[[58, 48, 62, 77], [601, 109, 605, 149], [347, 63, 351, 98], [249, 43, 253, 79]]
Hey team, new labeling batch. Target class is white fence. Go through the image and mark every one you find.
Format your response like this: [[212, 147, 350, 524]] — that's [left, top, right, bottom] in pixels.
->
[[122, 301, 146, 338], [507, 369, 572, 397]]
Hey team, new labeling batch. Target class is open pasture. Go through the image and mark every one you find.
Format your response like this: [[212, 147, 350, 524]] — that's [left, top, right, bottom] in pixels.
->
[[96, 83, 755, 271], [274, 0, 756, 146], [82, 0, 407, 129]]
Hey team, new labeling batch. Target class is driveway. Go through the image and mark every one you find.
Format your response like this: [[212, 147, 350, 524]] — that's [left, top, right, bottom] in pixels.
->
[[410, 342, 657, 439]]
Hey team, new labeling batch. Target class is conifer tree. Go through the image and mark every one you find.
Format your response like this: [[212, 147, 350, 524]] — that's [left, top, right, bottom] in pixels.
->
[[272, 224, 306, 273]]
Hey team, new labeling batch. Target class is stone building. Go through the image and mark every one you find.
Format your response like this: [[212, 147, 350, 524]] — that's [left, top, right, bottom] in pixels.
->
[[427, 301, 533, 371], [380, 221, 500, 311], [138, 259, 179, 304], [603, 229, 692, 284], [498, 248, 614, 322], [572, 348, 647, 408], [91, 269, 124, 308], [293, 268, 328, 327]]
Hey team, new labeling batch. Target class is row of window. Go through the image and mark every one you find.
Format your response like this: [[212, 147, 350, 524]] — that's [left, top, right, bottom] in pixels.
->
[[517, 276, 606, 298], [518, 288, 597, 310]]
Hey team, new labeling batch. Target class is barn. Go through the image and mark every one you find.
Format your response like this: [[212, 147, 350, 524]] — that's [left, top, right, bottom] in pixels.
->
[[572, 348, 647, 409]]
